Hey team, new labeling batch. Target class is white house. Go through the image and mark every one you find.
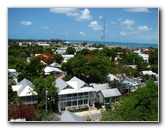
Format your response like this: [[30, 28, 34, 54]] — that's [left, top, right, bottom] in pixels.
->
[[12, 78, 38, 104], [56, 76, 96, 111], [8, 69, 18, 83], [44, 66, 66, 78], [62, 54, 74, 63]]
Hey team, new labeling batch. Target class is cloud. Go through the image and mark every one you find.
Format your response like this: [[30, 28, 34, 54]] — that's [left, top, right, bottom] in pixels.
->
[[110, 21, 116, 24], [120, 31, 127, 36], [124, 8, 150, 13], [50, 8, 92, 21], [98, 15, 103, 19], [80, 31, 87, 35], [88, 21, 102, 30], [76, 8, 92, 21], [137, 26, 152, 31], [42, 26, 49, 30], [50, 8, 78, 14], [121, 19, 134, 30], [118, 18, 122, 21], [20, 20, 32, 26]]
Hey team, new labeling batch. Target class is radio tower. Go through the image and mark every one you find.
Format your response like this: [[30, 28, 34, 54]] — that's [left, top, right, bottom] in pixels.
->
[[101, 18, 105, 44]]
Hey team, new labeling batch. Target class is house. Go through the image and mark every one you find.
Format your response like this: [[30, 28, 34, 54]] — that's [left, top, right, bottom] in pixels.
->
[[62, 54, 74, 63], [60, 110, 84, 122], [107, 74, 120, 81], [55, 76, 96, 112], [89, 83, 110, 92], [97, 88, 121, 104], [12, 78, 38, 104], [140, 70, 157, 76], [44, 66, 66, 78], [55, 48, 68, 54], [8, 69, 18, 83]]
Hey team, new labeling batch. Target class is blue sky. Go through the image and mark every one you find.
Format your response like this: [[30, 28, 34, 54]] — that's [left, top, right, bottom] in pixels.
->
[[8, 8, 158, 44]]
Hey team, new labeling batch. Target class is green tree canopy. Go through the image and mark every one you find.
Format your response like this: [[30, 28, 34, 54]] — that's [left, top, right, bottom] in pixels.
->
[[66, 46, 76, 54], [101, 79, 158, 121]]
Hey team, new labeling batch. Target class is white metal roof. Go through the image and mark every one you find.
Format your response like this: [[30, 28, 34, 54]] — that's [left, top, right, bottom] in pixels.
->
[[12, 78, 37, 97], [100, 88, 121, 98], [44, 66, 63, 73], [56, 76, 95, 95], [60, 111, 83, 122]]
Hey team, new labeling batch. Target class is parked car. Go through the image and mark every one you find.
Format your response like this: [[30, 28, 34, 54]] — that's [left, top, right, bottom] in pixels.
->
[[94, 102, 102, 109]]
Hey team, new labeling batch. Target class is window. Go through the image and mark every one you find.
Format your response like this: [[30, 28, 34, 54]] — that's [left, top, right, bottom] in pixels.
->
[[67, 101, 71, 106]]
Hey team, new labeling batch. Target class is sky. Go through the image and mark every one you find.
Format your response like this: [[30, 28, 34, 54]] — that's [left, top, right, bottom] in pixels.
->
[[8, 8, 158, 44]]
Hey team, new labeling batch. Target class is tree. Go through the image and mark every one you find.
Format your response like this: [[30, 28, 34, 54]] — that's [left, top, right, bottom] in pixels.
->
[[66, 46, 76, 54], [8, 104, 36, 120], [101, 79, 158, 121], [36, 52, 54, 65], [32, 76, 58, 111], [149, 49, 158, 65], [17, 57, 46, 82], [53, 53, 63, 64]]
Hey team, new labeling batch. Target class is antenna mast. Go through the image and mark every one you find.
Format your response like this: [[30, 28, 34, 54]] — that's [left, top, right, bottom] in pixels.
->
[[101, 18, 105, 44]]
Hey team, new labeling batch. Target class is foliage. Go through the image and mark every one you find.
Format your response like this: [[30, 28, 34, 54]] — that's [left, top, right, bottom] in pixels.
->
[[32, 110, 60, 121], [108, 79, 121, 88], [32, 76, 58, 111], [53, 53, 63, 64], [17, 57, 46, 82], [101, 79, 158, 121], [36, 52, 54, 64], [66, 46, 76, 54], [86, 117, 92, 121], [8, 104, 36, 120], [62, 53, 112, 83], [149, 49, 158, 65], [8, 73, 18, 105]]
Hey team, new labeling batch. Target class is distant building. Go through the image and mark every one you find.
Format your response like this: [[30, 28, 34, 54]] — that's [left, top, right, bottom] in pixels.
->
[[62, 54, 74, 63], [44, 66, 66, 78], [8, 69, 18, 83]]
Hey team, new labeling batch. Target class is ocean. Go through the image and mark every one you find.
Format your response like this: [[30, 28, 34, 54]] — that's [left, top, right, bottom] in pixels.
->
[[67, 40, 158, 48]]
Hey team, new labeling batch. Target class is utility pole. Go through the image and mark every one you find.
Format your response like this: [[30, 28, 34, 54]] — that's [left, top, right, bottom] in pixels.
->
[[45, 86, 48, 112]]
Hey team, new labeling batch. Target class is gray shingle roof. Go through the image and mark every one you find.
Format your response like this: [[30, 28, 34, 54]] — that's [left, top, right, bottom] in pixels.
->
[[60, 111, 83, 122]]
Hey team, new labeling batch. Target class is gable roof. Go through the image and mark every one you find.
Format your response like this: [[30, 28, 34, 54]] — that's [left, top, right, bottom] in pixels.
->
[[100, 88, 121, 98], [44, 66, 63, 73], [56, 76, 95, 95], [60, 111, 83, 122], [12, 78, 37, 97], [56, 78, 73, 92], [90, 83, 110, 92]]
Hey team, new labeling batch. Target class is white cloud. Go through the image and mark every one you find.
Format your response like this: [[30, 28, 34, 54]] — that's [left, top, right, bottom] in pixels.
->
[[110, 21, 116, 24], [118, 18, 122, 21], [120, 31, 127, 36], [124, 8, 150, 13], [98, 15, 103, 19], [50, 8, 92, 21], [121, 19, 134, 30], [42, 26, 49, 29], [20, 20, 32, 26], [80, 31, 87, 35], [88, 21, 102, 30], [76, 8, 92, 21], [137, 26, 152, 31], [50, 8, 78, 14]]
